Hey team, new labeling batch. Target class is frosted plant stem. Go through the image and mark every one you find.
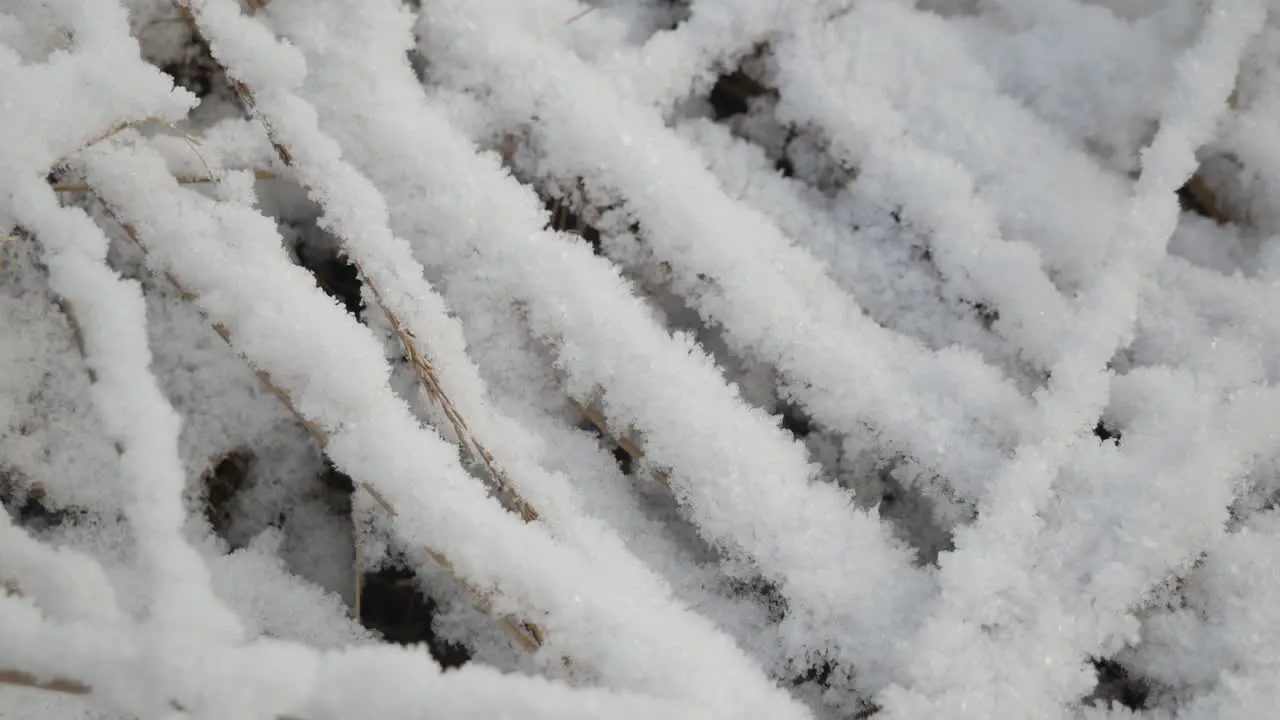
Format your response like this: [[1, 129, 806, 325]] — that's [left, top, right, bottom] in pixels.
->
[[180, 5, 799, 684], [422, 0, 1031, 524], [173, 1, 541, 528], [100, 202, 544, 653], [84, 136, 811, 718], [874, 4, 1265, 717], [288, 0, 937, 692], [263, 0, 793, 677], [0, 599, 708, 719]]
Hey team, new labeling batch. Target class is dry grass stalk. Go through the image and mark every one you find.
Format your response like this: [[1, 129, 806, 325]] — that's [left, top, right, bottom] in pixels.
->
[[0, 670, 91, 697], [53, 170, 276, 194], [52, 299, 91, 380], [105, 215, 333, 447], [570, 398, 671, 487], [65, 118, 165, 167], [368, 284, 539, 523], [564, 5, 598, 25], [0, 668, 305, 720]]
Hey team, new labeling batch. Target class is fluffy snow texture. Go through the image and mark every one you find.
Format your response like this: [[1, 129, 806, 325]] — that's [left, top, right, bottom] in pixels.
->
[[1, 0, 1279, 718]]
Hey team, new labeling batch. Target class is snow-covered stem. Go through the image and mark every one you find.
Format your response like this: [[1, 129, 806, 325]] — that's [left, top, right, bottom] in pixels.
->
[[1128, 513, 1280, 718], [6, 0, 1280, 716], [82, 136, 808, 717], [262, 0, 794, 674], [0, 515, 119, 624], [874, 4, 1265, 717], [176, 0, 551, 649], [174, 0, 542, 528], [179, 4, 799, 682], [394, 0, 936, 689], [0, 598, 708, 719], [101, 184, 558, 656], [207, 0, 932, 692], [422, 0, 1032, 523], [52, 169, 276, 194], [1, 0, 239, 652]]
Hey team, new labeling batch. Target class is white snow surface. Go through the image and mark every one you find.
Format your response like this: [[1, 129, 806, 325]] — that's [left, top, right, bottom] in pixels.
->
[[1, 0, 1279, 718]]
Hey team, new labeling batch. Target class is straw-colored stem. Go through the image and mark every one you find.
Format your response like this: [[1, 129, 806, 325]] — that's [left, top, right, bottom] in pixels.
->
[[368, 284, 539, 523], [0, 670, 91, 696], [0, 668, 304, 719], [53, 170, 276, 194], [570, 398, 670, 487]]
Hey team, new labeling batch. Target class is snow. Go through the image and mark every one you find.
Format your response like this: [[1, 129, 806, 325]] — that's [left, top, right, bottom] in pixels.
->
[[2, 0, 1279, 717]]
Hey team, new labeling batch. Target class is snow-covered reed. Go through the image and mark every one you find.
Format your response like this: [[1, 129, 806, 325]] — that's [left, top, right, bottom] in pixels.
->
[[2, 0, 1277, 718]]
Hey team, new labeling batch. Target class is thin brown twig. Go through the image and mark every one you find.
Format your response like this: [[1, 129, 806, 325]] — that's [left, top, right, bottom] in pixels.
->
[[570, 398, 670, 486], [565, 5, 598, 24], [53, 170, 276, 194], [0, 668, 305, 719], [369, 285, 539, 523], [0, 670, 91, 696], [52, 299, 93, 382], [131, 219, 333, 446], [62, 119, 166, 168]]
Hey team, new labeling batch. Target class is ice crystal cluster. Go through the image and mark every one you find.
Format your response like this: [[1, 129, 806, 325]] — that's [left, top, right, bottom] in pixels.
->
[[1, 0, 1279, 718]]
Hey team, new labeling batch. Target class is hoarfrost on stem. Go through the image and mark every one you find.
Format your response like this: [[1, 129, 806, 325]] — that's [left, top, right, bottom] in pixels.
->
[[1, 0, 1278, 718]]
